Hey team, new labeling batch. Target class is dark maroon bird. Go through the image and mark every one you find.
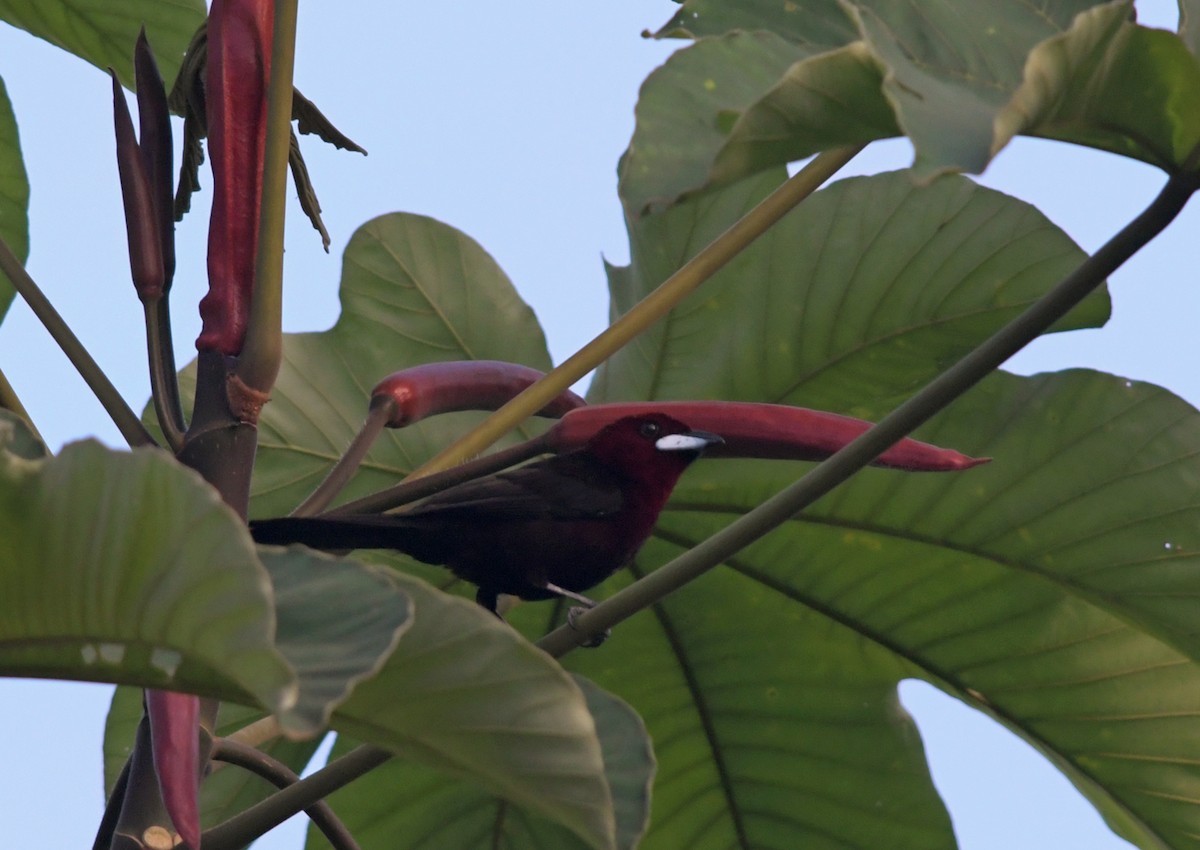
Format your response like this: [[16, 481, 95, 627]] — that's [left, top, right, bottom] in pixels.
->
[[250, 413, 721, 613]]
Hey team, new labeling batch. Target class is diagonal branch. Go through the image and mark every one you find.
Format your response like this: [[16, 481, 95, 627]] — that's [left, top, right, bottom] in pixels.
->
[[0, 234, 156, 448]]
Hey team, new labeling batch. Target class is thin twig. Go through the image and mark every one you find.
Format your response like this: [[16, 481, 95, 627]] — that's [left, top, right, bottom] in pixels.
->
[[202, 743, 391, 850], [143, 298, 186, 452], [536, 165, 1200, 656], [0, 234, 157, 448], [210, 737, 363, 850], [292, 397, 394, 516], [408, 145, 865, 479], [223, 715, 283, 750], [326, 434, 552, 516]]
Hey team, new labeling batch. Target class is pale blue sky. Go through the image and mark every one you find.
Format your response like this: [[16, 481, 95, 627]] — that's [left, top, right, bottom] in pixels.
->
[[0, 2, 1195, 847]]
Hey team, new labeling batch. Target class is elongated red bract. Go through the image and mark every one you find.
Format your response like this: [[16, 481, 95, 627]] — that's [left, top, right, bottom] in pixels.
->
[[197, 0, 275, 354], [546, 401, 988, 471], [146, 689, 201, 849]]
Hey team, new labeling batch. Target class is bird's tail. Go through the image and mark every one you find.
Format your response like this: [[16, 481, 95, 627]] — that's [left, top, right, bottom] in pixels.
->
[[249, 515, 428, 554]]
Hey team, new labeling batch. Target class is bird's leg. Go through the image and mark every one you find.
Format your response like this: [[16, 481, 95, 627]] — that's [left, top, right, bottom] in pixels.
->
[[475, 586, 502, 617], [544, 583, 610, 648], [543, 582, 597, 609]]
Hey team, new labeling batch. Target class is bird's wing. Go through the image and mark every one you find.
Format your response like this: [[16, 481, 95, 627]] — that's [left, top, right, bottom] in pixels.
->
[[409, 453, 625, 520]]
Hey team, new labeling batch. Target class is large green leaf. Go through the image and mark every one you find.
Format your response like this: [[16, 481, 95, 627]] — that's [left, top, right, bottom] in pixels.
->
[[617, 31, 826, 215], [535, 167, 1200, 846], [0, 438, 294, 711], [0, 0, 204, 88], [308, 674, 654, 850], [626, 0, 1200, 211], [314, 578, 617, 850], [569, 369, 1200, 850], [594, 169, 1108, 413], [0, 76, 26, 322]]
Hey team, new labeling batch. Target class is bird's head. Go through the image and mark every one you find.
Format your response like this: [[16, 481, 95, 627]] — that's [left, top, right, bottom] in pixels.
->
[[585, 413, 723, 481]]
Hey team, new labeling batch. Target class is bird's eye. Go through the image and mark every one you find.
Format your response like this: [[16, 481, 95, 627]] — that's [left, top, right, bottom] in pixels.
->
[[639, 421, 661, 439]]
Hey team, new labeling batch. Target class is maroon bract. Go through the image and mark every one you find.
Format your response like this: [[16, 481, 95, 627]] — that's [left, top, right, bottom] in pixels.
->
[[546, 401, 988, 471], [146, 689, 201, 849], [372, 360, 586, 428], [133, 30, 175, 288], [111, 71, 165, 301], [197, 0, 275, 354]]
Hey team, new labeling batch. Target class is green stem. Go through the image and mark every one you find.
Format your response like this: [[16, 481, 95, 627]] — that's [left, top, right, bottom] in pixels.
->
[[210, 738, 363, 850], [409, 145, 864, 479], [234, 0, 298, 394], [202, 744, 391, 850], [0, 234, 156, 448], [292, 397, 394, 516], [536, 165, 1200, 656], [143, 298, 186, 452], [0, 364, 44, 445]]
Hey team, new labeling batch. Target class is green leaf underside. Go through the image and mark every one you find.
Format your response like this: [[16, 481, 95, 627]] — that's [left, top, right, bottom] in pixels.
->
[[593, 169, 1108, 412], [0, 77, 27, 323], [0, 440, 295, 710], [563, 369, 1200, 850], [550, 169, 1195, 846], [265, 548, 412, 735], [0, 0, 205, 89], [308, 675, 653, 850], [106, 572, 618, 850], [625, 0, 1200, 212], [322, 573, 615, 850], [102, 546, 412, 815]]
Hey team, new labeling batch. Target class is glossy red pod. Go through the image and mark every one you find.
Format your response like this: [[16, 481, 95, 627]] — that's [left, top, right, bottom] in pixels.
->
[[546, 401, 988, 471], [372, 360, 586, 427]]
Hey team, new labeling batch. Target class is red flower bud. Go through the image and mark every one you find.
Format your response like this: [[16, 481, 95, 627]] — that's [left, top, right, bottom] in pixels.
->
[[372, 361, 586, 428], [112, 71, 165, 300], [134, 29, 176, 289]]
